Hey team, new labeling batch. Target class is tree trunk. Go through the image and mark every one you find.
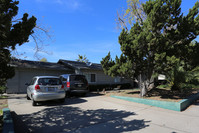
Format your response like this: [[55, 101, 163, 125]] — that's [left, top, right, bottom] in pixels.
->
[[139, 73, 154, 97], [139, 74, 147, 97], [140, 81, 147, 97]]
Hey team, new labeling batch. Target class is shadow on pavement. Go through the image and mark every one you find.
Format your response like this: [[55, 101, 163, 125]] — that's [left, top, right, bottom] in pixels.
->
[[6, 94, 26, 99], [86, 92, 104, 97], [69, 92, 104, 98], [12, 106, 150, 133], [36, 98, 88, 107]]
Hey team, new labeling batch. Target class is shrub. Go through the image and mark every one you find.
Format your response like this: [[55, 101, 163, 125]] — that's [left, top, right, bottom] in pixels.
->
[[166, 64, 199, 91], [89, 83, 132, 92], [157, 84, 169, 89], [0, 86, 6, 94]]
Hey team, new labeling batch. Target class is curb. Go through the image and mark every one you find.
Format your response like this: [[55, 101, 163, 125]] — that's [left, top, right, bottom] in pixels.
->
[[179, 91, 199, 111], [111, 91, 199, 111], [2, 108, 14, 133]]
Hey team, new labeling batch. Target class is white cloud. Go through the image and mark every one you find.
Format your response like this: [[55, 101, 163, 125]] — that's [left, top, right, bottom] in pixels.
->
[[49, 51, 78, 62], [58, 0, 81, 10], [69, 1, 80, 10], [35, 0, 81, 11], [54, 0, 63, 5]]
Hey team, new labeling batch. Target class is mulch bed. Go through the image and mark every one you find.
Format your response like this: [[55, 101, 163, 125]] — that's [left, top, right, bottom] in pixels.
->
[[103, 88, 199, 102]]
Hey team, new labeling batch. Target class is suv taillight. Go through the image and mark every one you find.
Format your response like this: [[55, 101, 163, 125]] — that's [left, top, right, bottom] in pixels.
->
[[67, 82, 70, 88], [35, 85, 40, 90]]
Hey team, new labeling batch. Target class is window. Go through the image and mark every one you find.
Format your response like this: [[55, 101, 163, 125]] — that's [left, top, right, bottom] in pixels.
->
[[84, 73, 96, 83], [29, 78, 37, 85], [60, 76, 67, 82], [38, 78, 62, 85], [91, 74, 96, 82], [114, 77, 121, 83], [84, 74, 90, 82], [70, 75, 87, 83]]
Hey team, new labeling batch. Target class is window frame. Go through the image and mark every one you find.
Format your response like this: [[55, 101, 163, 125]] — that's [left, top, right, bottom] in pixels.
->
[[29, 78, 37, 85], [90, 74, 96, 83], [84, 73, 97, 83]]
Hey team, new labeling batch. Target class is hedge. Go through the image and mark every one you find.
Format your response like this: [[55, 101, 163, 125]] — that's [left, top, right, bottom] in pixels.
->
[[88, 83, 132, 91]]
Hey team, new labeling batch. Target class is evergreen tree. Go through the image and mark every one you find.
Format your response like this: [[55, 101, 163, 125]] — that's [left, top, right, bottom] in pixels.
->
[[76, 54, 89, 63], [101, 0, 199, 96], [0, 0, 36, 86]]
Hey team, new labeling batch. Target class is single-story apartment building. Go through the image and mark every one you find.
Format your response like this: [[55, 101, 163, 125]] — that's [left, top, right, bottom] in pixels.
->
[[58, 59, 132, 85], [6, 59, 73, 93], [6, 59, 133, 93]]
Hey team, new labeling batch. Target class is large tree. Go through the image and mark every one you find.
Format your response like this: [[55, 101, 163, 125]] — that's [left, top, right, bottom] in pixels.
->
[[0, 0, 36, 86], [101, 0, 199, 97], [116, 0, 146, 30]]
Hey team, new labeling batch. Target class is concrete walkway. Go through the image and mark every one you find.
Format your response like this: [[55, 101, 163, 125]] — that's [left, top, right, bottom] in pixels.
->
[[8, 93, 199, 133]]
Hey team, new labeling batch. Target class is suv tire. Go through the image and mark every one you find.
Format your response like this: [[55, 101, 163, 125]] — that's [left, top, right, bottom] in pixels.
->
[[59, 98, 65, 103]]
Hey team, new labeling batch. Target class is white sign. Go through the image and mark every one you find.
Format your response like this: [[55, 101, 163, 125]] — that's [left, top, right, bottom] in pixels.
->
[[158, 74, 166, 80]]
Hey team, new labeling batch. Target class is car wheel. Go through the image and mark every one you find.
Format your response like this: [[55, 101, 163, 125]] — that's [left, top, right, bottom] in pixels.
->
[[59, 98, 65, 103], [32, 99, 37, 106], [27, 94, 31, 100], [81, 93, 86, 97], [65, 91, 70, 98]]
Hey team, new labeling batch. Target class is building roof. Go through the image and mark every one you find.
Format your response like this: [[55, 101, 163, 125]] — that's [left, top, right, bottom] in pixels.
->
[[58, 59, 103, 70], [10, 59, 73, 71]]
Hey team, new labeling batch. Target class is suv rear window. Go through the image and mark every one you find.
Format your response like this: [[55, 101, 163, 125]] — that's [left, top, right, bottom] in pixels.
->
[[70, 75, 87, 83], [38, 78, 62, 85], [60, 75, 68, 82]]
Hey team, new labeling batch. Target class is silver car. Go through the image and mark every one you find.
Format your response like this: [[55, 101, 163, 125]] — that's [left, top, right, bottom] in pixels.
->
[[26, 76, 65, 106]]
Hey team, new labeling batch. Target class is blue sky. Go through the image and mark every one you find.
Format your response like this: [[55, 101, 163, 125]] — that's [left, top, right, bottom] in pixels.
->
[[13, 0, 198, 63]]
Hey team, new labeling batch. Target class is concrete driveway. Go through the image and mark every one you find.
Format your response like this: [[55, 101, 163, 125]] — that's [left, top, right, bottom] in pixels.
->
[[8, 93, 199, 133]]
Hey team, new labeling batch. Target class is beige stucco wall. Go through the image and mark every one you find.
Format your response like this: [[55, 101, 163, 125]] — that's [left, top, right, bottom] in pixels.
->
[[7, 67, 134, 93], [81, 69, 133, 85], [6, 67, 73, 93], [82, 70, 114, 84]]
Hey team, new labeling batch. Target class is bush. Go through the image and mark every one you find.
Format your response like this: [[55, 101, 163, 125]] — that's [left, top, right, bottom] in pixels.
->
[[89, 83, 132, 92], [0, 86, 6, 94], [157, 84, 169, 89], [166, 63, 199, 91]]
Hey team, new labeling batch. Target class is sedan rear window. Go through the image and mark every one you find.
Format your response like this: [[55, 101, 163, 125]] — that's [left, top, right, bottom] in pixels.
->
[[38, 78, 62, 85]]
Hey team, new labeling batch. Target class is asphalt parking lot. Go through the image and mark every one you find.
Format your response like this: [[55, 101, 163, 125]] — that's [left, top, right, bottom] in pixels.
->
[[8, 93, 199, 133]]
